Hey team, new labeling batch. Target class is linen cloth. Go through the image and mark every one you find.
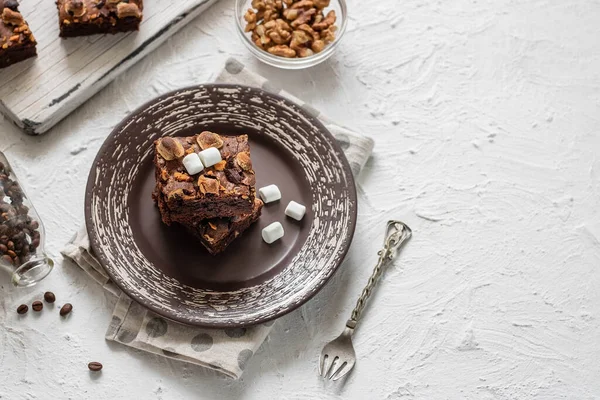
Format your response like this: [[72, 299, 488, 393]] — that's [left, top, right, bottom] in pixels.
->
[[61, 58, 375, 379]]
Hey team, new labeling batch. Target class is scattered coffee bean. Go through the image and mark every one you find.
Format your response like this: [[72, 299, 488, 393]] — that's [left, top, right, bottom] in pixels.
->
[[32, 300, 43, 312], [88, 362, 103, 372], [17, 304, 28, 314], [60, 303, 73, 316], [44, 291, 56, 303]]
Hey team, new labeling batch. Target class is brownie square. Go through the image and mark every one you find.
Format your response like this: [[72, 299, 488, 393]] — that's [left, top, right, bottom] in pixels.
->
[[0, 1, 37, 69], [56, 0, 143, 38], [187, 199, 263, 255], [153, 132, 257, 225]]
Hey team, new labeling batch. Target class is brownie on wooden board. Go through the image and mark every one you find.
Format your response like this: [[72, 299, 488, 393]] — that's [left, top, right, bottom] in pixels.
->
[[56, 0, 143, 38], [153, 132, 257, 225], [187, 199, 264, 255], [0, 0, 36, 69]]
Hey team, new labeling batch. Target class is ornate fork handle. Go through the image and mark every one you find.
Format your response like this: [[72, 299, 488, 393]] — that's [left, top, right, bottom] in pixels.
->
[[346, 220, 412, 330]]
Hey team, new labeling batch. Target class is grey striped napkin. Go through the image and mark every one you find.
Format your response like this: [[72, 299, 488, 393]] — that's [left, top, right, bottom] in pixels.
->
[[61, 58, 374, 379]]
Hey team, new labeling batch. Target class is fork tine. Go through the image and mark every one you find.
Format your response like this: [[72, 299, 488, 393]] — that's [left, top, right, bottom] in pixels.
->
[[318, 354, 328, 376], [324, 356, 339, 379], [330, 361, 350, 381]]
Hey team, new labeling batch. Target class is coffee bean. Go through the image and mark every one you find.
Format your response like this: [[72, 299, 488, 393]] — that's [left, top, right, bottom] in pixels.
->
[[7, 250, 16, 258], [32, 301, 43, 312], [60, 303, 73, 316], [31, 238, 40, 249], [17, 304, 28, 314], [29, 221, 39, 230], [7, 241, 14, 250], [12, 231, 24, 242], [1, 255, 13, 265], [16, 205, 28, 214], [44, 292, 56, 303], [88, 362, 103, 372], [0, 244, 7, 253]]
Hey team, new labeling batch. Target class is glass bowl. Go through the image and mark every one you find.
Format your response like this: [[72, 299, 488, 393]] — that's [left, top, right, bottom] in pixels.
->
[[235, 0, 347, 69]]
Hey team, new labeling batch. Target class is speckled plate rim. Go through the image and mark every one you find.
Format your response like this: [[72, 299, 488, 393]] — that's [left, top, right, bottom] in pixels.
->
[[84, 83, 357, 328]]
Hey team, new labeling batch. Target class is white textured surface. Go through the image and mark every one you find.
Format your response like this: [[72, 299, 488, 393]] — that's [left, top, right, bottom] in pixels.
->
[[1, 0, 600, 398]]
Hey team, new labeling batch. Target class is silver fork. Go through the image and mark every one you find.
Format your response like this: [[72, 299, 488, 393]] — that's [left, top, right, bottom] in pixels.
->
[[319, 220, 412, 381]]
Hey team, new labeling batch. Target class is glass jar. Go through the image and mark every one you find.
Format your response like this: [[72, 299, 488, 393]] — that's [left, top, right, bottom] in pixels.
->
[[0, 152, 53, 287]]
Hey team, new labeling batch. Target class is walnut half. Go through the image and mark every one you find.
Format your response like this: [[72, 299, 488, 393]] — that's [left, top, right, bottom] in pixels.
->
[[268, 45, 296, 58], [117, 3, 142, 19], [65, 1, 87, 18], [1, 8, 24, 26], [157, 137, 185, 161]]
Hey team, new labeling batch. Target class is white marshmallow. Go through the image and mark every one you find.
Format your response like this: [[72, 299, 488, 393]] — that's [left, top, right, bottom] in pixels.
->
[[262, 222, 284, 244], [182, 153, 204, 175], [285, 201, 306, 221], [198, 147, 222, 168], [258, 184, 282, 204]]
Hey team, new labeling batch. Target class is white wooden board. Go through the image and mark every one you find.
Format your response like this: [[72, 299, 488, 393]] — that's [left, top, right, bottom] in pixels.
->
[[0, 0, 218, 135]]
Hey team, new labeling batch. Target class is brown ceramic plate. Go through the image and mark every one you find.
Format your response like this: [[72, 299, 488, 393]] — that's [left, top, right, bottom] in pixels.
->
[[85, 84, 356, 328]]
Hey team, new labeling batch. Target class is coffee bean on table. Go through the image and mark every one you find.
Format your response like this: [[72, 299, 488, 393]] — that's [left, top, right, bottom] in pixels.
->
[[60, 303, 73, 316], [88, 362, 103, 372], [44, 292, 56, 303], [17, 304, 28, 314], [32, 301, 43, 312]]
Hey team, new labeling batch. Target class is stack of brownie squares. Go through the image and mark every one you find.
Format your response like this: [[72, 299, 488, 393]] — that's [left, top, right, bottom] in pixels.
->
[[152, 132, 263, 255]]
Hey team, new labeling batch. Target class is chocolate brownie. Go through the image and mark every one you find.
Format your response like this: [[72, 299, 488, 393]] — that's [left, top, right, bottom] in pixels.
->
[[0, 1, 36, 69], [153, 132, 257, 225], [187, 199, 263, 255], [56, 0, 143, 38]]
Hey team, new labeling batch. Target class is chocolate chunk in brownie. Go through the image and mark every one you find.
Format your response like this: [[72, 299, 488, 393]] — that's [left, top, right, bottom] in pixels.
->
[[187, 199, 263, 255], [153, 132, 257, 225], [0, 1, 36, 69], [56, 0, 143, 38]]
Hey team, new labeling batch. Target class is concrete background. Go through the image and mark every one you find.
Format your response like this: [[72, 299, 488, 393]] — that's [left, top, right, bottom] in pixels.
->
[[1, 0, 599, 398]]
